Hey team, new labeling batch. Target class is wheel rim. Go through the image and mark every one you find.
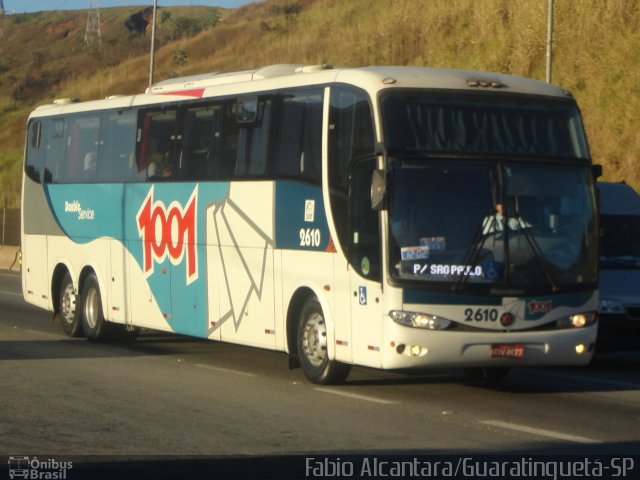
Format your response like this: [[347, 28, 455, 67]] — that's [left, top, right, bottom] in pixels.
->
[[301, 311, 327, 367], [83, 287, 99, 330], [60, 282, 76, 325]]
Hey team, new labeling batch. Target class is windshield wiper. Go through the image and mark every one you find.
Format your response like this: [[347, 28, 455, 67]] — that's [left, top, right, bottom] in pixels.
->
[[452, 208, 502, 291], [511, 212, 560, 292]]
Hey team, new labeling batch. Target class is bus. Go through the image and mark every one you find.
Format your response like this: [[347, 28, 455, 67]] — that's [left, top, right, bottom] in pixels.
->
[[22, 64, 600, 384]]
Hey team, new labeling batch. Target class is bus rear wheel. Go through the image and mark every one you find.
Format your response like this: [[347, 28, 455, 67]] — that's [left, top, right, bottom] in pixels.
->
[[80, 273, 110, 342], [297, 297, 350, 385], [59, 273, 83, 337]]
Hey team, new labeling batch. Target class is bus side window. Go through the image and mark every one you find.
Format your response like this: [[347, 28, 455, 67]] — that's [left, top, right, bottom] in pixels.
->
[[215, 101, 240, 179], [244, 98, 271, 176], [98, 110, 137, 182], [178, 105, 216, 181], [273, 90, 323, 183], [66, 115, 100, 183], [233, 97, 270, 178], [44, 118, 67, 183], [25, 120, 44, 183], [137, 109, 178, 180]]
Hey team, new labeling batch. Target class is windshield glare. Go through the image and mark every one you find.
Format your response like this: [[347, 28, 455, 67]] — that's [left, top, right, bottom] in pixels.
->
[[389, 160, 598, 290]]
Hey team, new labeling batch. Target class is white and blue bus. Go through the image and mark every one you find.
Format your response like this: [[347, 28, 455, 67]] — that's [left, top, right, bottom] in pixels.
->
[[22, 64, 600, 383]]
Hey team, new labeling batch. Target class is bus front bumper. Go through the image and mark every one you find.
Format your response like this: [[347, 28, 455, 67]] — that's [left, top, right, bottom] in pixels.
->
[[381, 322, 597, 370]]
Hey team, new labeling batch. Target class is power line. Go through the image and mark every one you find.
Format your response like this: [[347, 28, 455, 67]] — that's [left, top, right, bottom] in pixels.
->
[[84, 0, 101, 47]]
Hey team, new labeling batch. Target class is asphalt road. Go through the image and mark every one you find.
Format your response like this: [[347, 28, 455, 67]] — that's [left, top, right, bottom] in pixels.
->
[[1, 270, 639, 478]]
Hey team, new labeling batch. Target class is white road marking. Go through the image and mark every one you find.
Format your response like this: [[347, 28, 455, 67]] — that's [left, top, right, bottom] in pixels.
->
[[314, 387, 398, 405], [0, 290, 22, 297], [193, 363, 257, 377], [480, 420, 600, 444]]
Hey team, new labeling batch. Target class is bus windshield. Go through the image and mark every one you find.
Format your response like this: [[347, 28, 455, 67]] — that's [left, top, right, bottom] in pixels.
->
[[387, 159, 598, 293]]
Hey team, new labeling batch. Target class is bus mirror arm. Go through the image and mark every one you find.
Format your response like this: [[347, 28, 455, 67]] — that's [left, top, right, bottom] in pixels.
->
[[371, 168, 386, 211]]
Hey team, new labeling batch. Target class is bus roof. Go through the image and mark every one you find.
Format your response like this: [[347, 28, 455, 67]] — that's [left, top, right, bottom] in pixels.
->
[[149, 64, 571, 98], [30, 64, 573, 118]]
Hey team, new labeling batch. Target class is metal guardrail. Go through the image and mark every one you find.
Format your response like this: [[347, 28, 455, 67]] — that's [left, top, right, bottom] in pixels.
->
[[1, 208, 20, 246]]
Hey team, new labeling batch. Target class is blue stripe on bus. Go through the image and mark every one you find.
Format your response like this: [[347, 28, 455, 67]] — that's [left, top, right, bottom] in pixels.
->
[[274, 182, 330, 250]]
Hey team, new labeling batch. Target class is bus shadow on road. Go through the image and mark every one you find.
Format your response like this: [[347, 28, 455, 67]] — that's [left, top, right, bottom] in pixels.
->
[[342, 363, 640, 395], [0, 338, 177, 361]]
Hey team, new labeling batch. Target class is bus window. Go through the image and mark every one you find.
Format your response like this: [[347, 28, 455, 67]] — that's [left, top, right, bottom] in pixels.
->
[[25, 120, 44, 183], [137, 109, 178, 180], [215, 100, 240, 179], [99, 109, 138, 182], [66, 115, 101, 182], [215, 97, 271, 179], [273, 90, 323, 183], [178, 104, 217, 181], [43, 118, 67, 183], [243, 97, 270, 176]]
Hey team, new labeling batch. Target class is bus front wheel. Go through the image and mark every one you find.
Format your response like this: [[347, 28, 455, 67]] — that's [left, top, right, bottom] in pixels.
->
[[59, 273, 83, 337], [297, 297, 350, 385]]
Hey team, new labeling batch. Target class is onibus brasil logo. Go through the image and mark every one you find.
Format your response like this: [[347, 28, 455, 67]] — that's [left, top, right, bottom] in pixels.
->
[[8, 456, 72, 479], [136, 185, 198, 285]]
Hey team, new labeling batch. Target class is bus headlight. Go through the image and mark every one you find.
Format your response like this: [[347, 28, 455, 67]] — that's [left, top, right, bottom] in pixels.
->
[[390, 310, 453, 330], [556, 312, 597, 329], [598, 299, 625, 314]]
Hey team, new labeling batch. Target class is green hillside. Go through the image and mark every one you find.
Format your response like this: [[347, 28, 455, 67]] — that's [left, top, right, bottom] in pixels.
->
[[1, 0, 638, 207]]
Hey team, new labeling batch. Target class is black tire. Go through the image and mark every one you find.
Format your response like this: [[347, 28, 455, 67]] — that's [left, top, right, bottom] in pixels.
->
[[464, 367, 511, 383], [59, 272, 83, 337], [297, 297, 351, 384], [80, 272, 111, 342]]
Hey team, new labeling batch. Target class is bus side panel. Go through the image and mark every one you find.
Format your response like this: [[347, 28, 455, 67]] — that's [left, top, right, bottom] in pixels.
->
[[21, 177, 62, 310], [349, 275, 384, 368], [332, 255, 353, 364], [209, 182, 276, 349], [124, 184, 176, 333], [108, 239, 128, 324], [124, 182, 229, 338], [22, 234, 50, 310], [275, 181, 340, 359], [124, 236, 173, 332], [44, 183, 124, 323]]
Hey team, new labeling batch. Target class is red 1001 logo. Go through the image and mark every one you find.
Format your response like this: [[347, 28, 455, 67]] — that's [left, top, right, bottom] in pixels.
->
[[136, 186, 198, 284]]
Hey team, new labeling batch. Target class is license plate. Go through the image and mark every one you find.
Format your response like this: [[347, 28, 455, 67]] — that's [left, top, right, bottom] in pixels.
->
[[491, 343, 525, 359]]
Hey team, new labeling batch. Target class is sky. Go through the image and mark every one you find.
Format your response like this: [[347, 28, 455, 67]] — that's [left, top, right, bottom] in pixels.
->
[[1, 0, 257, 14]]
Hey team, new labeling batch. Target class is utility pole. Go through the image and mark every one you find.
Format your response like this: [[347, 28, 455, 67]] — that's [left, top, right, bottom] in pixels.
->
[[0, 0, 5, 15], [85, 0, 102, 47], [148, 0, 158, 89], [546, 0, 554, 83]]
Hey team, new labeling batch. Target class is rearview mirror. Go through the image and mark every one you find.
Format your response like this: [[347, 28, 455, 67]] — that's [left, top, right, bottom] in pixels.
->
[[371, 169, 386, 211]]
